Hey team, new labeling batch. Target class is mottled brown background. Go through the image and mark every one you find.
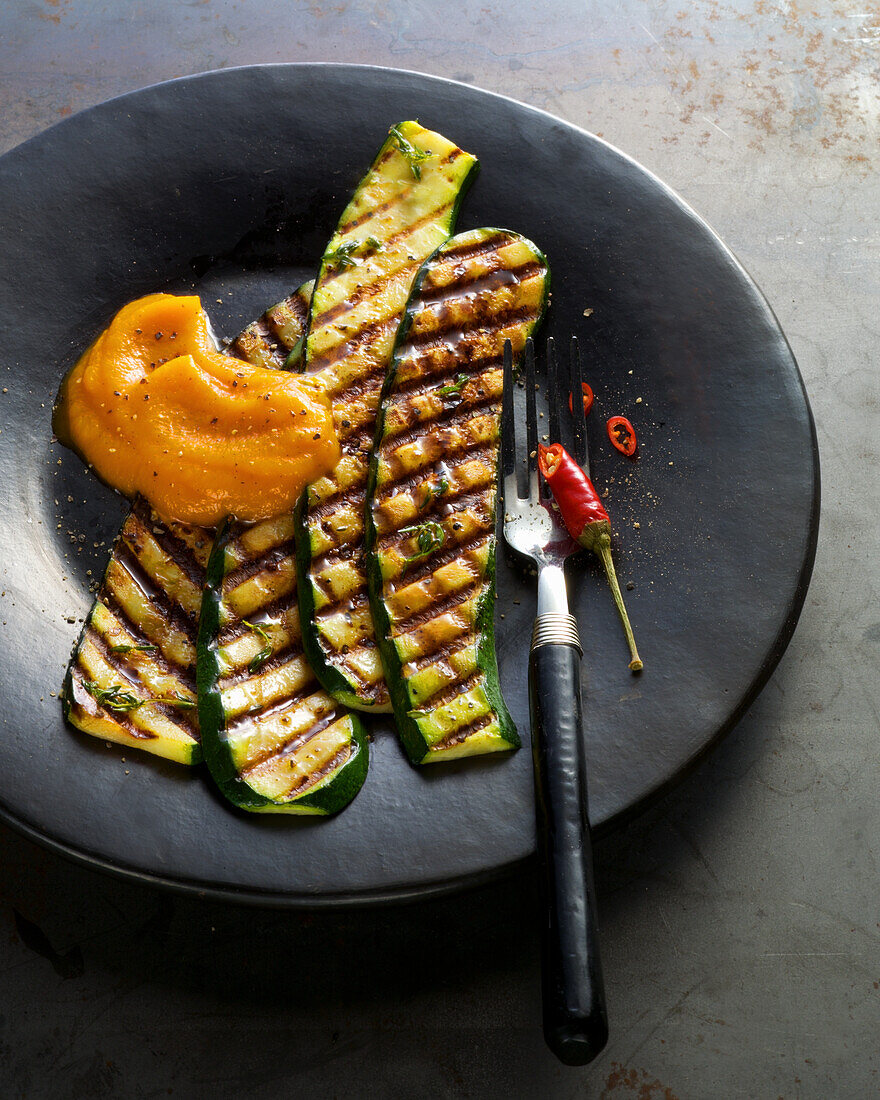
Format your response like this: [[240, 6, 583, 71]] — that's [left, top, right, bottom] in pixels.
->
[[1, 2, 877, 1097]]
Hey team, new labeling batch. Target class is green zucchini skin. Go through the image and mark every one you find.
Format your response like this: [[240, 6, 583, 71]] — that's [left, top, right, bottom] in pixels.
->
[[296, 121, 479, 714], [365, 228, 550, 764], [196, 515, 369, 814], [62, 286, 313, 765]]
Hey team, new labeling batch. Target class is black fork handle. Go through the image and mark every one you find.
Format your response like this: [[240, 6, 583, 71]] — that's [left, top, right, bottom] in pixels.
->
[[529, 620, 608, 1066]]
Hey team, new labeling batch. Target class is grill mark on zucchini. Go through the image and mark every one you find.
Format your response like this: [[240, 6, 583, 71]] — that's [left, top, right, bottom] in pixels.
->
[[88, 617, 197, 692], [308, 316, 398, 374], [404, 302, 538, 349], [229, 285, 312, 368], [214, 643, 306, 690], [127, 502, 207, 593], [401, 636, 474, 677], [319, 205, 454, 304], [416, 259, 544, 308], [372, 395, 502, 459], [365, 227, 550, 763], [291, 746, 351, 792], [312, 586, 371, 621], [384, 531, 490, 590], [310, 400, 499, 548], [79, 604, 198, 731], [412, 668, 483, 711], [335, 145, 459, 237], [223, 686, 322, 737], [148, 698, 199, 732], [229, 317, 285, 368], [91, 589, 182, 664], [432, 714, 494, 751], [430, 231, 508, 263], [224, 515, 296, 560], [384, 353, 502, 401], [419, 485, 494, 520], [308, 486, 366, 523], [375, 507, 490, 556], [100, 582, 193, 662], [378, 514, 491, 569], [367, 444, 496, 511], [325, 646, 375, 677], [221, 536, 298, 592], [319, 210, 457, 308], [127, 498, 210, 574], [68, 670, 159, 741], [110, 545, 199, 639], [218, 608, 300, 647], [386, 614, 470, 670], [67, 663, 197, 738], [238, 708, 340, 775], [265, 299, 308, 352], [390, 583, 480, 638], [243, 741, 349, 793]]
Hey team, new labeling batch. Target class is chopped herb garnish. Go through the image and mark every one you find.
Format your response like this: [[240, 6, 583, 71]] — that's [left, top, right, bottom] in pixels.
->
[[399, 520, 445, 567], [110, 643, 158, 655], [325, 235, 382, 273], [82, 680, 143, 712], [155, 692, 196, 709], [388, 124, 432, 180], [420, 474, 450, 509], [325, 240, 359, 271], [437, 373, 469, 398], [83, 679, 196, 711], [243, 620, 273, 673]]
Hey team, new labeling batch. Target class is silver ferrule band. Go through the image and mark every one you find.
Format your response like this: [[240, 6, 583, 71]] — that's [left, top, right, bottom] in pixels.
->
[[531, 613, 582, 656]]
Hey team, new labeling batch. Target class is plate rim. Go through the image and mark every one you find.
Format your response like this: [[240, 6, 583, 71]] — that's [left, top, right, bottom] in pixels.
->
[[0, 62, 821, 906]]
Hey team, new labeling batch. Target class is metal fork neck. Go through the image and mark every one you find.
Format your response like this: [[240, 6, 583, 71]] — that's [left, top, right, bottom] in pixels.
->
[[537, 563, 569, 616]]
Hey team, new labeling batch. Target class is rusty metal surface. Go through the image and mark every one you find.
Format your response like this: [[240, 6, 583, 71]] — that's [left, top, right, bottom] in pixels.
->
[[0, 2, 877, 1097]]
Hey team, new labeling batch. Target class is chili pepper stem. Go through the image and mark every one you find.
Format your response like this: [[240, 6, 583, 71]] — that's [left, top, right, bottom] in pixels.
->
[[594, 533, 643, 672]]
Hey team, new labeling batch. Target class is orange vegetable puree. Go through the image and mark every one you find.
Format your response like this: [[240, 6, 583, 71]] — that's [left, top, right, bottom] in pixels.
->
[[54, 294, 339, 526]]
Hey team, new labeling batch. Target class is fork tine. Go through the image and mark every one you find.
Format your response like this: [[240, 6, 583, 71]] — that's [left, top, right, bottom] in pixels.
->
[[524, 339, 538, 470], [546, 336, 560, 448], [569, 336, 590, 479], [501, 339, 515, 477], [501, 338, 520, 503], [524, 338, 540, 502]]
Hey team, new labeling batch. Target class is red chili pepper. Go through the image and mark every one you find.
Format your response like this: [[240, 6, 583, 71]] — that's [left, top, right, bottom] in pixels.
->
[[537, 442, 643, 672], [536, 443, 609, 551], [606, 415, 637, 457], [567, 381, 594, 418]]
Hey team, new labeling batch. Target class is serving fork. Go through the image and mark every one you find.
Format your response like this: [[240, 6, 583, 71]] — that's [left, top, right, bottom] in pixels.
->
[[501, 336, 608, 1066]]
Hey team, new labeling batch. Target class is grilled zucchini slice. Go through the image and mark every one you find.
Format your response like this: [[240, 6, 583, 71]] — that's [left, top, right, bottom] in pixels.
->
[[365, 228, 550, 764], [297, 121, 479, 713], [63, 498, 209, 764], [228, 281, 313, 370], [197, 515, 369, 813], [62, 286, 312, 764]]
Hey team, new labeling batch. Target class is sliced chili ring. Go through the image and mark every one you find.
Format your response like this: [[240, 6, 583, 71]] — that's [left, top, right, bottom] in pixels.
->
[[537, 442, 563, 479], [567, 381, 595, 418], [607, 415, 637, 457]]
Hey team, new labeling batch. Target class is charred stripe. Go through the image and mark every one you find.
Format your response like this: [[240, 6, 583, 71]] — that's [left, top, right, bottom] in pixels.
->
[[431, 713, 494, 752], [107, 546, 198, 640], [389, 581, 481, 638], [220, 538, 297, 595]]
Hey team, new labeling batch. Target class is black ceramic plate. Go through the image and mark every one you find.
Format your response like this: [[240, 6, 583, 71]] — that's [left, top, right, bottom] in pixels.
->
[[0, 65, 818, 905]]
